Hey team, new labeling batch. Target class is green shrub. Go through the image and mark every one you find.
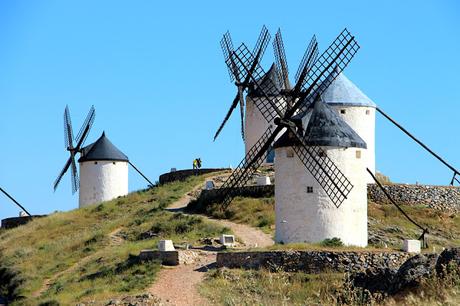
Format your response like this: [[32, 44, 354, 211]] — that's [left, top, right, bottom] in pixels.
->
[[320, 237, 344, 247]]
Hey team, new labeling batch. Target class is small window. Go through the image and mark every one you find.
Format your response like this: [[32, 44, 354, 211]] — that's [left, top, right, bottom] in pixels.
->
[[340, 109, 346, 114], [306, 186, 313, 193], [94, 161, 98, 165], [356, 150, 361, 159], [365, 109, 370, 115], [113, 162, 116, 165], [318, 149, 326, 157], [286, 149, 294, 158]]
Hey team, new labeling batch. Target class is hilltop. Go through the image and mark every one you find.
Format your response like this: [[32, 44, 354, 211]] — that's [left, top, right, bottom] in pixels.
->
[[0, 171, 459, 305]]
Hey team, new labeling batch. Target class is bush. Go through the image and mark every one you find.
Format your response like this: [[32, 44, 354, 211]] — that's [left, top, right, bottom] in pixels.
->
[[320, 237, 344, 247]]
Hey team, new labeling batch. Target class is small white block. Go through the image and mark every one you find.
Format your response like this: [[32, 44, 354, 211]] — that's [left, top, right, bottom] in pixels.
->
[[403, 239, 421, 253], [256, 176, 271, 186], [220, 234, 235, 247], [205, 180, 215, 190], [158, 240, 175, 251], [19, 211, 27, 217], [170, 168, 177, 172]]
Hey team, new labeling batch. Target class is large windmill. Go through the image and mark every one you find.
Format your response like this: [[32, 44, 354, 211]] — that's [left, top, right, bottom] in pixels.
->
[[54, 105, 154, 208], [215, 29, 367, 245], [213, 26, 271, 141]]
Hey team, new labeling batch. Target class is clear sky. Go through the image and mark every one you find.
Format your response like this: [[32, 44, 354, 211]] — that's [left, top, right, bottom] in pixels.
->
[[1, 1, 459, 220]]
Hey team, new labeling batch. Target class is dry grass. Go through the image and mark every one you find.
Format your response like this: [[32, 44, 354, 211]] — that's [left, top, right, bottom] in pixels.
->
[[0, 174, 229, 305]]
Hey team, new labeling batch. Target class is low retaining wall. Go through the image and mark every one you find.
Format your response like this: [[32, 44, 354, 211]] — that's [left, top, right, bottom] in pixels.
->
[[217, 250, 413, 273], [367, 184, 460, 212], [199, 185, 274, 204], [1, 215, 45, 229], [139, 250, 199, 266], [159, 168, 230, 185]]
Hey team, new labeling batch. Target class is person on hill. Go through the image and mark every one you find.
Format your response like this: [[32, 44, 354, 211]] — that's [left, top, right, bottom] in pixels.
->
[[193, 159, 198, 170]]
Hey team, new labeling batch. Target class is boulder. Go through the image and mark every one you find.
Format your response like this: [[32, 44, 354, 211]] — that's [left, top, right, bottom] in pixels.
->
[[392, 253, 438, 293], [436, 247, 460, 276]]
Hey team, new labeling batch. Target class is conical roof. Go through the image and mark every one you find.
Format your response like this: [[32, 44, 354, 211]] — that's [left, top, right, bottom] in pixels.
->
[[247, 63, 282, 97], [322, 68, 376, 108], [78, 132, 129, 162], [274, 97, 367, 149], [304, 98, 367, 148]]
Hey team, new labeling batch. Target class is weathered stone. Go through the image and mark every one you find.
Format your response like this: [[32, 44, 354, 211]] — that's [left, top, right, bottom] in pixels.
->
[[436, 247, 460, 275], [392, 253, 438, 293]]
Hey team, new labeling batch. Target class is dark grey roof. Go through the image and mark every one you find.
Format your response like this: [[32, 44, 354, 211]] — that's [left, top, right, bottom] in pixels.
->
[[247, 63, 282, 97], [78, 132, 129, 162], [274, 97, 367, 149]]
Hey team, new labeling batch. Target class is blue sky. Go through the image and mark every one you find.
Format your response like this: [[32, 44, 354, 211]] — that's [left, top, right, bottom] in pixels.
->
[[0, 1, 459, 220]]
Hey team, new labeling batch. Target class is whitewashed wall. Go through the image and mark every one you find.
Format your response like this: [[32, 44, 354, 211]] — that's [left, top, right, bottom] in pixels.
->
[[274, 145, 368, 247], [79, 160, 128, 208], [331, 105, 375, 183]]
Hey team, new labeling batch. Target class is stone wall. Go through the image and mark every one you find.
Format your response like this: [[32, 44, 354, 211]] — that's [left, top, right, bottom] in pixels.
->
[[216, 250, 413, 273], [367, 184, 460, 213], [192, 183, 460, 213], [159, 168, 230, 185]]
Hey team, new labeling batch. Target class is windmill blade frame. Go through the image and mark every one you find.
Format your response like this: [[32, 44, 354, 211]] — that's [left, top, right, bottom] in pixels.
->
[[273, 28, 291, 90], [295, 35, 319, 85], [221, 29, 360, 207]]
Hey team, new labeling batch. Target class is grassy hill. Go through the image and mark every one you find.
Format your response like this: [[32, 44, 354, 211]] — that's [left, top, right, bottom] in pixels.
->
[[0, 175, 229, 305]]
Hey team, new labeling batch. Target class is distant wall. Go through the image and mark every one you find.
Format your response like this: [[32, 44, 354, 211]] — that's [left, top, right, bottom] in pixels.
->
[[159, 168, 230, 185], [217, 250, 412, 273], [367, 184, 460, 213], [1, 215, 45, 229]]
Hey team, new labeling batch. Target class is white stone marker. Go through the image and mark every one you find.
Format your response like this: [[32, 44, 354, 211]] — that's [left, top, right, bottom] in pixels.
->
[[403, 239, 421, 253], [205, 180, 215, 190], [256, 176, 271, 186], [158, 240, 175, 251], [220, 234, 235, 247]]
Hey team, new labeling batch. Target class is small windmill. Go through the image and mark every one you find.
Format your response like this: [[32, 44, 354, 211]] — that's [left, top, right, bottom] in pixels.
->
[[53, 105, 154, 208], [213, 26, 271, 141]]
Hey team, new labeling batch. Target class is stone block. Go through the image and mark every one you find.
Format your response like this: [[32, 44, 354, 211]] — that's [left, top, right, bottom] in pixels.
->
[[205, 180, 215, 190], [158, 240, 175, 251], [256, 176, 271, 186], [403, 239, 421, 253], [220, 234, 235, 247]]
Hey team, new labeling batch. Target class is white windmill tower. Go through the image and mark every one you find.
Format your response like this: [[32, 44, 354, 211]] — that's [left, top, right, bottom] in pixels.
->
[[273, 98, 368, 246], [77, 132, 129, 208], [322, 69, 376, 182], [54, 106, 153, 208]]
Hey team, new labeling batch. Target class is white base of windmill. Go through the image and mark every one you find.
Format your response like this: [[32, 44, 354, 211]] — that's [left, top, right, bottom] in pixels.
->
[[274, 146, 368, 247], [79, 160, 129, 208]]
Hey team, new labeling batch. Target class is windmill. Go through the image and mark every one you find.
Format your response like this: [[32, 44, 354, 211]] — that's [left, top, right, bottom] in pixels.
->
[[213, 25, 271, 141], [53, 105, 96, 194], [53, 105, 155, 208], [215, 28, 360, 209]]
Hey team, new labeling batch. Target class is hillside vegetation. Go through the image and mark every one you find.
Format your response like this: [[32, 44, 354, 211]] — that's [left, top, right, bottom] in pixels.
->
[[0, 175, 229, 305]]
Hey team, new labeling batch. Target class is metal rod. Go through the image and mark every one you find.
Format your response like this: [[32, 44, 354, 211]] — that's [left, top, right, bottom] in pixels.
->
[[377, 107, 459, 182], [128, 161, 155, 188], [367, 168, 428, 247], [0, 187, 32, 216]]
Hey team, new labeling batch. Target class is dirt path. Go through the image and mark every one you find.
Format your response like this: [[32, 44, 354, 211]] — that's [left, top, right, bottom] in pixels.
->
[[32, 228, 125, 298], [149, 178, 273, 305]]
